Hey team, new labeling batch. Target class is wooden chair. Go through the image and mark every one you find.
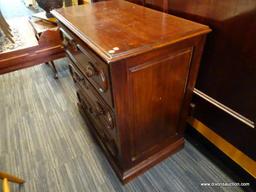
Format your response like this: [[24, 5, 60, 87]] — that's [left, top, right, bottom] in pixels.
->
[[0, 171, 25, 192]]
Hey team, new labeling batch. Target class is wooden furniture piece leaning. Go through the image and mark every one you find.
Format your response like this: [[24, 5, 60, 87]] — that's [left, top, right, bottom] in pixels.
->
[[52, 1, 210, 183]]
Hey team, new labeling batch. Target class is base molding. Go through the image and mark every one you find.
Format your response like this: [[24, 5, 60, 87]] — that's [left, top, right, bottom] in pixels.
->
[[79, 102, 184, 183], [121, 138, 184, 183], [187, 117, 256, 179]]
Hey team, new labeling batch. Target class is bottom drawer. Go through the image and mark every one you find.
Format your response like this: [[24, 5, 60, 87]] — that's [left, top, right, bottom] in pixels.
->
[[77, 90, 118, 158], [69, 64, 115, 136], [69, 62, 118, 158]]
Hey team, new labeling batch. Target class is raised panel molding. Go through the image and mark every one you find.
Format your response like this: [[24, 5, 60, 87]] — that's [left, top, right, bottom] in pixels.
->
[[128, 48, 193, 161]]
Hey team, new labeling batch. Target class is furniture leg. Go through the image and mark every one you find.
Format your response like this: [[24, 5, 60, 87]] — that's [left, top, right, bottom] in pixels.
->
[[0, 171, 25, 184], [3, 178, 10, 192], [50, 61, 58, 79]]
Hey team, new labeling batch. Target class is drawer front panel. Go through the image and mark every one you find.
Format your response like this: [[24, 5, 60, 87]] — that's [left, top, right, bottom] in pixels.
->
[[60, 27, 113, 108], [60, 27, 77, 52], [77, 89, 118, 158], [69, 60, 118, 153], [76, 44, 109, 93], [79, 79, 116, 136]]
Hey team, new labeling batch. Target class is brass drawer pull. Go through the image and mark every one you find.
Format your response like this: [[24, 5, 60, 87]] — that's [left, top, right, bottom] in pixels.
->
[[98, 70, 108, 93], [85, 62, 96, 77], [106, 111, 114, 130], [85, 63, 108, 93], [77, 44, 108, 93]]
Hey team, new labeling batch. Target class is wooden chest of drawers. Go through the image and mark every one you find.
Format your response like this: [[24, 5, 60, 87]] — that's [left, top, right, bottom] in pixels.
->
[[52, 1, 210, 183]]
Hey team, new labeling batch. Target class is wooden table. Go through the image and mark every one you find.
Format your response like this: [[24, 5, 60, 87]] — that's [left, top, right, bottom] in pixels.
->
[[0, 16, 64, 75], [29, 13, 60, 78]]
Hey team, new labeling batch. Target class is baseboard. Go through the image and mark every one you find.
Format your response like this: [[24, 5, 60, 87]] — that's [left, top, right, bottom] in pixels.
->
[[187, 117, 256, 179], [121, 138, 184, 183]]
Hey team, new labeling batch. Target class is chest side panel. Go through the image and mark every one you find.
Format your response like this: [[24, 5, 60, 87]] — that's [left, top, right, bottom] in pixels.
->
[[127, 48, 192, 161]]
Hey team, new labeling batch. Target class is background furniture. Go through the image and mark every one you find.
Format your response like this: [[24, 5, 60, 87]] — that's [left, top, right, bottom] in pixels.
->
[[0, 17, 64, 75], [29, 14, 60, 78], [126, 0, 256, 178], [25, 0, 82, 8], [0, 10, 14, 43], [32, 0, 89, 18], [0, 171, 25, 192], [52, 1, 210, 183], [36, 0, 63, 17], [0, 0, 88, 75]]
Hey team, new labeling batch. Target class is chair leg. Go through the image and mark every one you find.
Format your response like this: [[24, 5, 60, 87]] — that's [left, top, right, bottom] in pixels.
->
[[50, 61, 58, 79], [0, 171, 25, 184], [3, 178, 10, 192]]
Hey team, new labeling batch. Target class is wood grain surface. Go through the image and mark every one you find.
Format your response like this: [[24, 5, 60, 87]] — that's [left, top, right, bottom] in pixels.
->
[[52, 0, 210, 62]]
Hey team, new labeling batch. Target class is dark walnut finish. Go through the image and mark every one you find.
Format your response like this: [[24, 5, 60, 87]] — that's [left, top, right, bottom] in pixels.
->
[[52, 1, 210, 183], [166, 0, 256, 161], [126, 0, 256, 176]]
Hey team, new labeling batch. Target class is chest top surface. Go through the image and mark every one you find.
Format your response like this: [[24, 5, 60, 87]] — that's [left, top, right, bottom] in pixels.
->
[[52, 0, 210, 63]]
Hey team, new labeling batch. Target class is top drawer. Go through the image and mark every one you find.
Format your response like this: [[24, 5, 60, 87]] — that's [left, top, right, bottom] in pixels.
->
[[60, 27, 114, 108]]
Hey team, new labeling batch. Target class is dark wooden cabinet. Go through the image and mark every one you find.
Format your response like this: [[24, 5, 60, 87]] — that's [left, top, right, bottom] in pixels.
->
[[52, 1, 210, 183], [125, 0, 256, 177]]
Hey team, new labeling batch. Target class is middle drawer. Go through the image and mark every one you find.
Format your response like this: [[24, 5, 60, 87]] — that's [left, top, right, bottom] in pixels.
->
[[69, 63, 117, 141]]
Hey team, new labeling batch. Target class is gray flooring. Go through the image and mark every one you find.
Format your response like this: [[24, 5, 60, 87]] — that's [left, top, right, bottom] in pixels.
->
[[0, 60, 247, 192]]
